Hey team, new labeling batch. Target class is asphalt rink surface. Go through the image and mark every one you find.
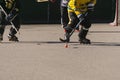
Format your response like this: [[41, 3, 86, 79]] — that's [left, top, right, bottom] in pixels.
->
[[0, 24, 120, 80]]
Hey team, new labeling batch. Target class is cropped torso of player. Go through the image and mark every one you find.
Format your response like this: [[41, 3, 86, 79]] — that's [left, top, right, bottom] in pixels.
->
[[68, 0, 96, 14]]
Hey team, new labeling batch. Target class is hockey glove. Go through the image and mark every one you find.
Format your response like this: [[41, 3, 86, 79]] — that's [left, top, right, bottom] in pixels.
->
[[87, 3, 94, 12], [77, 13, 86, 20], [6, 8, 19, 22]]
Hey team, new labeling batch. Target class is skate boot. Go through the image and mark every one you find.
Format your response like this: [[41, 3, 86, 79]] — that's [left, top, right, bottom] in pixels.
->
[[59, 30, 70, 42], [8, 34, 19, 42], [78, 27, 91, 44], [63, 26, 73, 42], [64, 32, 70, 42], [79, 38, 91, 44]]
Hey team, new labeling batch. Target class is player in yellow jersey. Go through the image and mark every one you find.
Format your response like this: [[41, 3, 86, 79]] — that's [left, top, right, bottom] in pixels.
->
[[63, 0, 96, 44]]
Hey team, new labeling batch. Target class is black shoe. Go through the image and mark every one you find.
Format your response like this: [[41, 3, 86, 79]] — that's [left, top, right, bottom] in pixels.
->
[[6, 8, 18, 22], [64, 37, 70, 42], [79, 38, 91, 44], [8, 35, 19, 42]]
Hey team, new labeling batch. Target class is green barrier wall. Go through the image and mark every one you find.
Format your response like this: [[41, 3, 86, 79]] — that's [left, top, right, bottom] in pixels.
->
[[20, 0, 115, 24]]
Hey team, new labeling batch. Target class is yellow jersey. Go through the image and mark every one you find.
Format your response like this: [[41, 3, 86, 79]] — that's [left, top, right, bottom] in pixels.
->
[[68, 0, 96, 15]]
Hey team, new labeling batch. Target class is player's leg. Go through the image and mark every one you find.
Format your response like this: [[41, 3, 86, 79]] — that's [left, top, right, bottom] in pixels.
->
[[0, 8, 6, 41], [8, 15, 20, 41], [78, 14, 91, 44], [63, 12, 79, 42], [7, 0, 21, 42], [61, 6, 69, 28]]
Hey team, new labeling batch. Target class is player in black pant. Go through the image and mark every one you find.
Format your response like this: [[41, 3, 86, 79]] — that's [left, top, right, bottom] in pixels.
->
[[60, 0, 69, 28]]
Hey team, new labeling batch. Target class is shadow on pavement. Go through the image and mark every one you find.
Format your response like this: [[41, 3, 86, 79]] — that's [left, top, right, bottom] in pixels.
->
[[1, 41, 120, 46], [72, 42, 120, 46]]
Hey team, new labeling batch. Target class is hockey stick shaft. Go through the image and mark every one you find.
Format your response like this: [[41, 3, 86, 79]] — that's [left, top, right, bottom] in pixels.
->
[[0, 5, 19, 33]]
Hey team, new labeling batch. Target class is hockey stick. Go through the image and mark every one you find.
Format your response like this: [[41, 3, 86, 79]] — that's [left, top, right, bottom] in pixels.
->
[[59, 12, 88, 43], [0, 5, 19, 34]]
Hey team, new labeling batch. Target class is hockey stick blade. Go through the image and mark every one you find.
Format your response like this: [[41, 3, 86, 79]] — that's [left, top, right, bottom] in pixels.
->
[[59, 37, 68, 42]]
